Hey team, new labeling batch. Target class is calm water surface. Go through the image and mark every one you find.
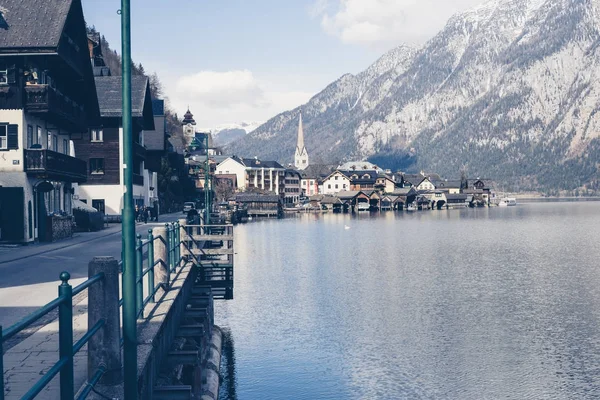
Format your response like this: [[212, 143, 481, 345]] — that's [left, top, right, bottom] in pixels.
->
[[216, 202, 600, 399]]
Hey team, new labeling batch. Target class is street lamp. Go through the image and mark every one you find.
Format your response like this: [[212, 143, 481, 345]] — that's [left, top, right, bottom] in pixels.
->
[[120, 0, 137, 398]]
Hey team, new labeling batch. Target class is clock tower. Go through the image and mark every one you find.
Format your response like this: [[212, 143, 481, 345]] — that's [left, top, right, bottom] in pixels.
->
[[182, 108, 196, 141]]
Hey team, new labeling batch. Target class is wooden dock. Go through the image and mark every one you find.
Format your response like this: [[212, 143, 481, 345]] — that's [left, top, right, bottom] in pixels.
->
[[181, 224, 234, 300]]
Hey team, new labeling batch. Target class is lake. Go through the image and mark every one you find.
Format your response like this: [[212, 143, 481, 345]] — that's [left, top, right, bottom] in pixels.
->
[[216, 202, 600, 399]]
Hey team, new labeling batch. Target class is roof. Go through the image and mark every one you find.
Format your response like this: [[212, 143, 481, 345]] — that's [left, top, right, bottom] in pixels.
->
[[299, 164, 337, 179], [94, 75, 155, 129], [336, 191, 364, 200], [342, 170, 378, 183], [235, 193, 280, 203], [320, 196, 342, 205], [0, 0, 73, 50], [182, 108, 196, 125], [337, 161, 383, 172], [392, 187, 417, 196], [240, 157, 284, 169], [433, 180, 462, 189], [403, 174, 426, 186]]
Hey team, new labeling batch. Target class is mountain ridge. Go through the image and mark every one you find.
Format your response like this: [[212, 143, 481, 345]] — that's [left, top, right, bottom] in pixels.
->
[[227, 0, 600, 192]]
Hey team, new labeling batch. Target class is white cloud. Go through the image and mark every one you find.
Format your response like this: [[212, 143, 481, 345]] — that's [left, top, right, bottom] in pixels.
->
[[174, 70, 267, 108], [168, 70, 315, 129], [314, 0, 483, 48]]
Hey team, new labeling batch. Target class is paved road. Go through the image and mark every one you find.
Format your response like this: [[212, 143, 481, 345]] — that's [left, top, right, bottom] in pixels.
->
[[0, 213, 184, 329]]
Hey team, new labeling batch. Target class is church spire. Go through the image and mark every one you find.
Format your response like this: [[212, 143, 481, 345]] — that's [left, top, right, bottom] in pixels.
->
[[296, 110, 305, 153], [294, 110, 309, 170]]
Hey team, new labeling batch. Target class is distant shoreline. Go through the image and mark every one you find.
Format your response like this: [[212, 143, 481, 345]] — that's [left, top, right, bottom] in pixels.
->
[[516, 196, 600, 203]]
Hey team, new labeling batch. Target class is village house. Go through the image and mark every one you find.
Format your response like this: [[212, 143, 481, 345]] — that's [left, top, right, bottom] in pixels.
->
[[73, 74, 155, 215], [0, 0, 99, 243], [375, 174, 396, 193], [348, 170, 378, 191], [284, 169, 302, 205], [432, 179, 462, 194], [322, 170, 351, 195], [299, 164, 335, 197], [216, 156, 286, 196]]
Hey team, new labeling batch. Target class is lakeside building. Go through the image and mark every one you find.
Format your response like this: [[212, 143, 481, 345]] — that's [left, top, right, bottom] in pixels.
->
[[215, 156, 286, 196], [299, 164, 336, 197], [284, 169, 302, 205], [0, 0, 99, 243], [73, 75, 155, 214]]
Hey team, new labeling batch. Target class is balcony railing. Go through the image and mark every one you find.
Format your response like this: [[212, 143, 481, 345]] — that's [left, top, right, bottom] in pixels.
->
[[133, 173, 144, 186], [25, 149, 87, 183], [24, 84, 86, 131]]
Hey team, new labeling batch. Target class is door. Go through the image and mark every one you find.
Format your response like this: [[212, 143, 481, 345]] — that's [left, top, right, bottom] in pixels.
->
[[92, 199, 105, 214], [0, 188, 25, 242]]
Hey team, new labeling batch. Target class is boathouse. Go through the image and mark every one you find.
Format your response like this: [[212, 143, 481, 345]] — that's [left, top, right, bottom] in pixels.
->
[[234, 193, 282, 218]]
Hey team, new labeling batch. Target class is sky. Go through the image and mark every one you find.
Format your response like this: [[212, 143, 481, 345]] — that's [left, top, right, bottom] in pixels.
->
[[81, 0, 483, 130]]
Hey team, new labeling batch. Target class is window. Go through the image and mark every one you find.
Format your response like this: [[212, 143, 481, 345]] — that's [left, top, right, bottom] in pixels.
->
[[335, 184, 338, 189], [27, 125, 33, 148], [37, 126, 42, 147], [90, 158, 105, 174], [91, 129, 103, 142], [53, 135, 58, 152], [63, 139, 68, 155], [343, 184, 347, 189], [328, 184, 331, 189], [335, 176, 338, 180], [0, 65, 7, 84], [47, 130, 52, 150], [0, 125, 6, 149]]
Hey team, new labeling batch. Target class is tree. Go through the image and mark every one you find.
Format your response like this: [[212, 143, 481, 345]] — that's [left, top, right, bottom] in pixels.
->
[[215, 179, 235, 203]]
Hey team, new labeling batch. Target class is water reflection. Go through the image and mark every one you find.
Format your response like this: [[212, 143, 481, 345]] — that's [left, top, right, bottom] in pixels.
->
[[217, 203, 600, 399]]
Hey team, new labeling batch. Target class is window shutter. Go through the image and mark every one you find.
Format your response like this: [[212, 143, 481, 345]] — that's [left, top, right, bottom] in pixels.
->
[[7, 124, 18, 149], [7, 65, 16, 84]]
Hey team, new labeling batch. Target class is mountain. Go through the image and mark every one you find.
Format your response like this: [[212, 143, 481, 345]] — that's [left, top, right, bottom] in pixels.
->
[[212, 121, 263, 147], [227, 0, 600, 192]]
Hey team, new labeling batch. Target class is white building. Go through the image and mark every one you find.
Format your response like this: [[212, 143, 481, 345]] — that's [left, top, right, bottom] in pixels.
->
[[216, 156, 286, 195], [0, 0, 98, 243], [322, 170, 351, 195]]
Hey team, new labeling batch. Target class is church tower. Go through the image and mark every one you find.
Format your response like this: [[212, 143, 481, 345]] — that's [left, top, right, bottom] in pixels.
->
[[294, 111, 309, 170], [182, 107, 196, 142]]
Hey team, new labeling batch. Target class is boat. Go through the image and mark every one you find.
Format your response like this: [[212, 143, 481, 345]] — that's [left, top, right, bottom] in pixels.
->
[[498, 197, 517, 207], [357, 202, 370, 212], [406, 203, 417, 211]]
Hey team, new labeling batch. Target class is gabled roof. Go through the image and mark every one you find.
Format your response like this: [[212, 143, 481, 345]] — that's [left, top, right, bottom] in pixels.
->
[[0, 0, 73, 50], [403, 174, 426, 186], [299, 164, 337, 179], [241, 158, 284, 169], [392, 187, 417, 196], [340, 170, 378, 182], [94, 75, 155, 129], [433, 180, 462, 189], [337, 190, 365, 200], [320, 196, 342, 205]]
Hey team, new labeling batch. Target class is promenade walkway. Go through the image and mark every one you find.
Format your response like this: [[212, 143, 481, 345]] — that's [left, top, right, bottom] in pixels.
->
[[1, 212, 184, 399]]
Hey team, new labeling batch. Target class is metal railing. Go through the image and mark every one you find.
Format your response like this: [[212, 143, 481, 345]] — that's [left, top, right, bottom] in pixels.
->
[[0, 272, 106, 400]]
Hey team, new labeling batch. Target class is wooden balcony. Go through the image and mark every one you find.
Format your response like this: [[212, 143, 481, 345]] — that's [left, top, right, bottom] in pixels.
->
[[134, 142, 146, 159], [24, 149, 87, 183], [24, 84, 86, 132]]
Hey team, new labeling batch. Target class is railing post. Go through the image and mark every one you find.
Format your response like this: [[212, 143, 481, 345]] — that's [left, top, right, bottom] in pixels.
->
[[170, 222, 176, 272], [165, 223, 172, 275], [153, 225, 169, 289], [88, 257, 122, 384], [174, 221, 181, 269], [179, 218, 188, 262], [58, 272, 74, 400], [0, 326, 4, 400], [136, 234, 143, 318], [147, 229, 155, 303]]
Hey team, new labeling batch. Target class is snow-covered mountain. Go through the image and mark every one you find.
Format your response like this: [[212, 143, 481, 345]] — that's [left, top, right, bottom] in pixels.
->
[[211, 121, 263, 147], [228, 0, 600, 192]]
